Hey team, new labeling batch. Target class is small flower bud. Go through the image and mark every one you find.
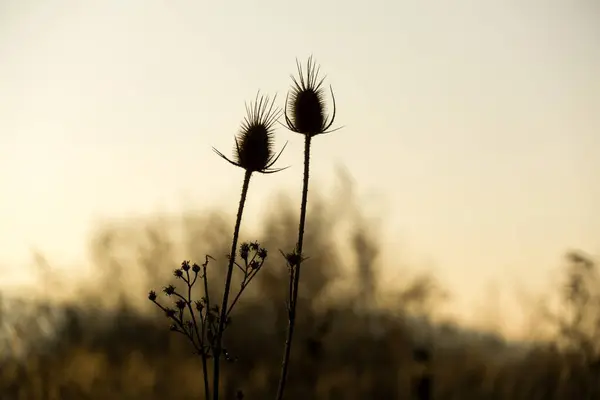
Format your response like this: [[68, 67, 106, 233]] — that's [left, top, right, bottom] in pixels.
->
[[257, 248, 267, 259], [165, 308, 177, 318], [173, 269, 183, 278], [240, 242, 250, 260], [175, 299, 186, 310], [181, 260, 191, 271], [163, 285, 176, 296], [148, 290, 157, 301], [192, 263, 201, 273], [285, 252, 301, 267]]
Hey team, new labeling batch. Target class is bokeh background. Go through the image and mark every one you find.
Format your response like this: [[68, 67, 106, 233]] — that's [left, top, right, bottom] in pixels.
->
[[1, 1, 599, 398]]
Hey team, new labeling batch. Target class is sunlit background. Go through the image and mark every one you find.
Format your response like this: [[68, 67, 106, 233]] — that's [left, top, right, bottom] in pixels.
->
[[1, 0, 598, 339]]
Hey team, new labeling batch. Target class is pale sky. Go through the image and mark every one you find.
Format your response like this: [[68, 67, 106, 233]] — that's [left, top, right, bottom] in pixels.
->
[[1, 1, 599, 336]]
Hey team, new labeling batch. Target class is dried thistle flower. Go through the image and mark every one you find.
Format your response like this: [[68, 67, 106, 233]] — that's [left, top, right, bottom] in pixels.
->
[[284, 56, 339, 137], [212, 91, 286, 398], [276, 56, 341, 400], [213, 92, 287, 174]]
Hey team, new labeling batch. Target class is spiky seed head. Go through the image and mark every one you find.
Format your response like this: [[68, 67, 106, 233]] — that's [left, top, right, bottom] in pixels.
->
[[213, 92, 288, 174], [236, 121, 272, 172], [292, 85, 324, 134], [285, 56, 339, 137]]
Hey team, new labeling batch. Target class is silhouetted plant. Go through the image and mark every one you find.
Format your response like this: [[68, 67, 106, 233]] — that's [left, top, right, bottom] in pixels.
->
[[149, 257, 214, 398], [149, 245, 269, 399], [149, 92, 285, 400], [145, 57, 343, 398], [276, 56, 340, 400], [210, 92, 286, 400]]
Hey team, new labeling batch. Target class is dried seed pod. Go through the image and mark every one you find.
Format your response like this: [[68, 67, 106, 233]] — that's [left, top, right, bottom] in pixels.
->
[[285, 56, 339, 137], [213, 92, 287, 174]]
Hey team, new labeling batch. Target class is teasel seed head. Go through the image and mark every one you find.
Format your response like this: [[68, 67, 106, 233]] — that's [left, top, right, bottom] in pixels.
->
[[213, 92, 288, 174], [284, 56, 340, 137]]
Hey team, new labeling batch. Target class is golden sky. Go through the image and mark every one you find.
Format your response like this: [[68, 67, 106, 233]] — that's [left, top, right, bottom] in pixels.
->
[[1, 1, 599, 337]]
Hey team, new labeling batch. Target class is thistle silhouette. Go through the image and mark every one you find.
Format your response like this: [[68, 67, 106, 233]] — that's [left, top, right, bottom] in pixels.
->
[[212, 92, 286, 400], [284, 56, 338, 137], [213, 92, 287, 174], [276, 56, 340, 400]]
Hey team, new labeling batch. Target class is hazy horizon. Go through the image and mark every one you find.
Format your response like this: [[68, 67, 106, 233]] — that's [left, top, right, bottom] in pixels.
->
[[1, 1, 599, 339]]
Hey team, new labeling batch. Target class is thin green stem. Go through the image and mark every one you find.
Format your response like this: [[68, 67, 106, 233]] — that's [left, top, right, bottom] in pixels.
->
[[276, 134, 312, 400], [213, 169, 252, 400]]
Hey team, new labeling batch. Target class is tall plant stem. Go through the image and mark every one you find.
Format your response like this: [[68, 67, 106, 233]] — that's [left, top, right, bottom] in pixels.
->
[[201, 261, 212, 399], [276, 134, 312, 400], [201, 348, 210, 400], [213, 169, 252, 400]]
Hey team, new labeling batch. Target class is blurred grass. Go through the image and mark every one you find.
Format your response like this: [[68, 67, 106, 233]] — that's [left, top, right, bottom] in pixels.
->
[[1, 179, 599, 399]]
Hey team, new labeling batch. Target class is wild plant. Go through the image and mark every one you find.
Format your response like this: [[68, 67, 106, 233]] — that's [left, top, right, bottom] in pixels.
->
[[148, 57, 340, 400], [149, 92, 286, 400], [276, 56, 340, 400]]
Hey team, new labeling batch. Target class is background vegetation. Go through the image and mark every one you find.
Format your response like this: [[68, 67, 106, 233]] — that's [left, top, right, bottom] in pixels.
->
[[1, 177, 598, 399]]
